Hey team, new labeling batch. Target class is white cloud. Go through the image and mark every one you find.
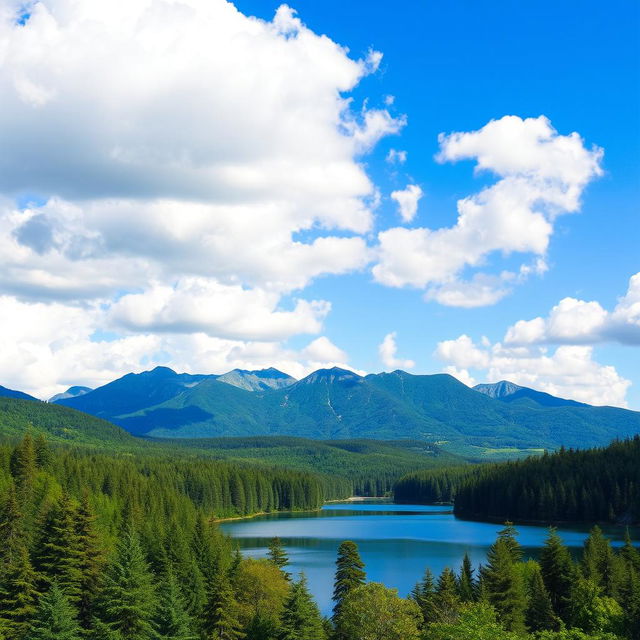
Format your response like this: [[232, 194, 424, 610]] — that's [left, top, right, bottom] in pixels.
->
[[373, 116, 603, 305], [435, 334, 631, 407], [425, 272, 512, 308], [109, 279, 331, 340], [442, 366, 476, 388], [505, 272, 640, 346], [386, 149, 407, 164], [390, 184, 423, 223], [378, 332, 415, 370]]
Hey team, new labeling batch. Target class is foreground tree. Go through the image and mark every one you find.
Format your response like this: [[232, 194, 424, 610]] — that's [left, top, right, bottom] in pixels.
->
[[539, 529, 575, 622], [98, 527, 157, 640], [26, 581, 81, 640], [423, 603, 519, 640], [202, 572, 244, 640], [526, 566, 560, 632], [337, 582, 421, 640], [332, 541, 365, 620], [279, 574, 325, 640], [267, 537, 290, 579]]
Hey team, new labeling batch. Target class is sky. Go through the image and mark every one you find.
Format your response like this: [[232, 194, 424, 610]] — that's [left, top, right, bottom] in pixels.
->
[[0, 0, 638, 407]]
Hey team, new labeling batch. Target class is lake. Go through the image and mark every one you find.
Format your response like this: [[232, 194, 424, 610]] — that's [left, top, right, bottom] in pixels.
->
[[219, 500, 636, 616]]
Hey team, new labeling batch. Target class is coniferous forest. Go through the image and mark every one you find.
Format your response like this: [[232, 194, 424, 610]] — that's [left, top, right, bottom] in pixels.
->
[[394, 437, 640, 525], [1, 433, 639, 639]]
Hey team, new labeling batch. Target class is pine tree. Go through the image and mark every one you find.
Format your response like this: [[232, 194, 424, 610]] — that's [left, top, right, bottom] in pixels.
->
[[480, 537, 526, 632], [332, 541, 366, 620], [10, 435, 37, 497], [0, 485, 24, 571], [98, 526, 157, 640], [410, 569, 436, 625], [33, 436, 52, 471], [457, 553, 475, 602], [432, 567, 461, 623], [279, 574, 326, 640], [155, 564, 197, 640], [26, 581, 81, 640], [539, 528, 575, 622], [202, 572, 244, 640], [525, 566, 560, 632], [35, 493, 83, 603], [74, 491, 103, 629], [0, 543, 40, 639], [267, 537, 290, 579]]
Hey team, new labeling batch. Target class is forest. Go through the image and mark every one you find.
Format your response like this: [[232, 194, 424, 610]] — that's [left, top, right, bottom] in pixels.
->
[[394, 437, 640, 525], [1, 434, 639, 639]]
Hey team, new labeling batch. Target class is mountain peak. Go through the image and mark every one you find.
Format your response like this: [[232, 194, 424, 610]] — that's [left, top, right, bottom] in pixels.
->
[[299, 367, 362, 385], [474, 380, 522, 398], [216, 368, 296, 392], [48, 385, 92, 403]]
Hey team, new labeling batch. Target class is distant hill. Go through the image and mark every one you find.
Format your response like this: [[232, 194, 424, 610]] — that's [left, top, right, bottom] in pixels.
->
[[49, 385, 93, 403], [0, 385, 38, 401], [474, 380, 587, 408], [53, 367, 640, 452], [0, 396, 136, 445]]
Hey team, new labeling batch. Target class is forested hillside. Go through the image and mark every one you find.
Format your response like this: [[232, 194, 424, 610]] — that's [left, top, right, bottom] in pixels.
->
[[453, 437, 640, 524], [395, 438, 640, 525]]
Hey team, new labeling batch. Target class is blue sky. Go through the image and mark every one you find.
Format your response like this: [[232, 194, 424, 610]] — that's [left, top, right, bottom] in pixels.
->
[[0, 0, 638, 407], [237, 0, 640, 406]]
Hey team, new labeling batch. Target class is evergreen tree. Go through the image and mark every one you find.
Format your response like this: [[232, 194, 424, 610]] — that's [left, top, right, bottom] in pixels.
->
[[25, 581, 81, 640], [0, 485, 24, 571], [74, 491, 103, 629], [155, 565, 196, 640], [34, 493, 83, 603], [268, 537, 290, 579], [202, 572, 244, 640], [0, 543, 40, 639], [457, 553, 475, 602], [581, 526, 624, 599], [33, 436, 52, 471], [432, 568, 460, 623], [526, 566, 560, 632], [539, 528, 575, 622], [332, 541, 366, 620], [480, 537, 526, 632], [496, 522, 523, 563], [10, 435, 37, 496], [410, 569, 436, 624], [279, 574, 325, 640], [98, 526, 157, 640]]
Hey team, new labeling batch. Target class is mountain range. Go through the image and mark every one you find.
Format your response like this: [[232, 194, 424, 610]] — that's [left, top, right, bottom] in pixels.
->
[[38, 366, 640, 453]]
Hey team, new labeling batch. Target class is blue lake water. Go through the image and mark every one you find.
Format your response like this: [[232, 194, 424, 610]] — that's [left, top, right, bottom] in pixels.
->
[[220, 501, 637, 616]]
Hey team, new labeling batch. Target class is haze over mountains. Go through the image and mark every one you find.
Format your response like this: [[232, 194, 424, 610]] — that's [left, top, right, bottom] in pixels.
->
[[27, 365, 639, 452]]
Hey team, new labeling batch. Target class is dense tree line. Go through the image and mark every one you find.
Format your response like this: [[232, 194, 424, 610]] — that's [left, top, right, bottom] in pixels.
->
[[394, 437, 640, 525], [2, 433, 638, 639], [454, 437, 640, 523], [394, 466, 481, 504], [331, 527, 640, 639]]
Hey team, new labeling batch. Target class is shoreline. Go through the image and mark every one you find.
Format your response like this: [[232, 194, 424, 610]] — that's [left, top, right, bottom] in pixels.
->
[[213, 495, 391, 523]]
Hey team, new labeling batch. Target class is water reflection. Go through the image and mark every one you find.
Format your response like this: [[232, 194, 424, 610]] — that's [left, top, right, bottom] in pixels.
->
[[220, 501, 638, 616]]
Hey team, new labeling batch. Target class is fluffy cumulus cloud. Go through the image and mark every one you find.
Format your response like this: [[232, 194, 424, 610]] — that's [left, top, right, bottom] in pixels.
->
[[373, 116, 603, 306], [505, 272, 640, 346], [0, 0, 408, 395], [435, 274, 640, 407], [390, 184, 423, 222], [436, 337, 632, 408], [378, 332, 415, 370]]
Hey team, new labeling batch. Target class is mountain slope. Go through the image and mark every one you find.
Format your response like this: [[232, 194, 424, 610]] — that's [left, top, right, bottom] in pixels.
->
[[0, 385, 38, 401], [52, 367, 640, 451], [0, 397, 136, 445], [56, 366, 215, 418], [474, 380, 587, 408]]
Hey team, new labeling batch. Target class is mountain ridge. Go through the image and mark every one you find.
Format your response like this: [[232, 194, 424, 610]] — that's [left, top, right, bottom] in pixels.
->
[[43, 367, 640, 452]]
